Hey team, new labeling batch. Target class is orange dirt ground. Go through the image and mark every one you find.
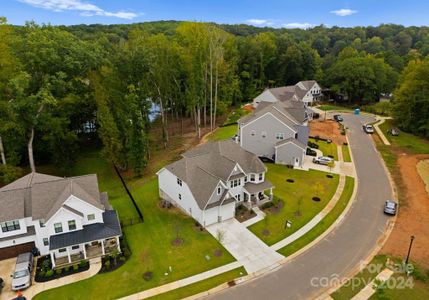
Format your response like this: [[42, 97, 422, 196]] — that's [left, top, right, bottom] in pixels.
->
[[381, 154, 429, 269], [310, 119, 347, 145]]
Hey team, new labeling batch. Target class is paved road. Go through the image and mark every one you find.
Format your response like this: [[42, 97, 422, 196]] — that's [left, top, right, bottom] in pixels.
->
[[208, 114, 393, 300]]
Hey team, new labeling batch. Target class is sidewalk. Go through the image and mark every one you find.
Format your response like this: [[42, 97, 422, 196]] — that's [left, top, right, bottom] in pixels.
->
[[350, 268, 394, 300], [242, 207, 266, 227], [118, 261, 242, 300], [24, 257, 102, 300], [373, 117, 392, 146]]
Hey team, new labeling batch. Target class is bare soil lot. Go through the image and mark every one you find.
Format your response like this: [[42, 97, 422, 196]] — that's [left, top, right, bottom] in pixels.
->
[[310, 119, 347, 145], [381, 154, 429, 269]]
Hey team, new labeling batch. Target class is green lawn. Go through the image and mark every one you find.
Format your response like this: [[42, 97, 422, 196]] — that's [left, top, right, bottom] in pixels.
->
[[370, 274, 429, 300], [207, 124, 237, 141], [331, 255, 388, 300], [223, 106, 251, 125], [379, 119, 429, 155], [278, 176, 354, 256], [342, 144, 352, 162], [310, 138, 339, 161], [34, 153, 235, 300], [248, 164, 339, 246], [147, 267, 247, 300]]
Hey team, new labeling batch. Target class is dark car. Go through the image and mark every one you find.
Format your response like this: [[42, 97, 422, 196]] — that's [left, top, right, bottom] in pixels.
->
[[333, 114, 344, 122], [387, 128, 399, 136], [384, 200, 398, 215]]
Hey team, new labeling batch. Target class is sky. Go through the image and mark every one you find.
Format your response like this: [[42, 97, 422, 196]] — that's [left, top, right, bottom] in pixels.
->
[[1, 0, 429, 28]]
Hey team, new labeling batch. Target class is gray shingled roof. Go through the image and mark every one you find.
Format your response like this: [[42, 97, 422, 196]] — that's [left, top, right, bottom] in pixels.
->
[[275, 137, 307, 150], [163, 140, 266, 210], [49, 210, 121, 250], [243, 181, 274, 194], [0, 172, 107, 223], [263, 80, 317, 104]]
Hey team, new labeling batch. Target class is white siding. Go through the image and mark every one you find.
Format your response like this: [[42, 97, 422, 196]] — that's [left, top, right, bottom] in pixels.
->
[[65, 196, 104, 225]]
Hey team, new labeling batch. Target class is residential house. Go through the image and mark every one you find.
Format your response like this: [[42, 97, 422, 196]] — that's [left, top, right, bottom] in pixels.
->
[[238, 100, 308, 167], [253, 80, 322, 108], [157, 140, 274, 227], [0, 173, 122, 268]]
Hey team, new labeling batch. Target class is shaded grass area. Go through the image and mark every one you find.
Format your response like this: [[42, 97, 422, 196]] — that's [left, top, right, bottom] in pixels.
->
[[34, 153, 235, 300], [310, 138, 339, 161], [331, 255, 388, 300], [207, 124, 237, 141], [318, 104, 354, 112], [278, 176, 354, 256], [342, 144, 352, 162], [147, 267, 247, 300], [223, 106, 251, 125], [249, 164, 339, 246]]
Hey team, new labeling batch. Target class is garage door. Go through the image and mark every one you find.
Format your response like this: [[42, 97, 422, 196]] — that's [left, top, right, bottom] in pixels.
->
[[0, 242, 35, 260]]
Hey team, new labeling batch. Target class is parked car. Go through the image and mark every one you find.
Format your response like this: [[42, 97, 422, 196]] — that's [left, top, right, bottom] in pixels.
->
[[333, 114, 344, 122], [11, 253, 33, 291], [387, 128, 399, 136], [384, 200, 398, 215], [312, 156, 333, 165], [363, 124, 375, 134], [306, 147, 317, 156]]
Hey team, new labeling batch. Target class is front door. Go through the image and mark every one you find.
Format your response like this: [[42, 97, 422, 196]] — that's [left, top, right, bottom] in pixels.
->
[[294, 157, 300, 167]]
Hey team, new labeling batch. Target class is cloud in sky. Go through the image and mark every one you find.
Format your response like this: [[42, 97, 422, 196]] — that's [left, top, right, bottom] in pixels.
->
[[18, 0, 139, 19], [246, 18, 269, 26], [330, 8, 357, 17], [283, 22, 314, 29]]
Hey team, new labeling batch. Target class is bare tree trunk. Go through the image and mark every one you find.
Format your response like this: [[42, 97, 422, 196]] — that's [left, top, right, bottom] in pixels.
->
[[209, 47, 213, 132], [203, 64, 208, 127], [214, 65, 219, 128], [28, 127, 36, 172], [0, 135, 6, 165], [197, 105, 201, 139]]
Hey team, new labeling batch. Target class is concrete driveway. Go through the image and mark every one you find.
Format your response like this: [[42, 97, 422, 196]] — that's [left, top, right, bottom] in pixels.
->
[[0, 257, 17, 300], [206, 219, 284, 274], [207, 113, 393, 300]]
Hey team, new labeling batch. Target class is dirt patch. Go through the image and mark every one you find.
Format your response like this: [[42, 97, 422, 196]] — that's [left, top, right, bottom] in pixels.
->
[[417, 160, 429, 195], [310, 120, 347, 145], [381, 154, 429, 269]]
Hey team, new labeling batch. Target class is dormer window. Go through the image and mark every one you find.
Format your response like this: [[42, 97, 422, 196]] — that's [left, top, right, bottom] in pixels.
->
[[39, 220, 45, 228], [87, 214, 95, 221], [1, 220, 20, 233], [250, 174, 255, 182], [276, 133, 284, 140], [68, 220, 76, 231], [217, 187, 221, 195], [177, 178, 182, 186]]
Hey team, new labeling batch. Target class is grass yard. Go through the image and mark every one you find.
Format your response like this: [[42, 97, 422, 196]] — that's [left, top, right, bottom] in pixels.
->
[[342, 144, 352, 162], [249, 164, 339, 246], [379, 119, 429, 155], [34, 153, 235, 300], [147, 267, 247, 300], [369, 274, 429, 300], [207, 124, 237, 141], [310, 138, 339, 161], [278, 176, 354, 256], [223, 106, 251, 125]]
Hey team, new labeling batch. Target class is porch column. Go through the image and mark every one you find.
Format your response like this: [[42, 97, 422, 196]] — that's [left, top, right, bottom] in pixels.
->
[[82, 243, 87, 259], [100, 240, 105, 255], [66, 247, 71, 263], [50, 252, 56, 268], [116, 236, 121, 252]]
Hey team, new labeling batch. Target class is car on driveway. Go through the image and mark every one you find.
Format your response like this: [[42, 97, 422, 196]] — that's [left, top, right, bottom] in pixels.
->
[[11, 253, 33, 291], [363, 124, 375, 134], [333, 114, 344, 122], [384, 200, 398, 215], [387, 128, 399, 136], [312, 156, 333, 165]]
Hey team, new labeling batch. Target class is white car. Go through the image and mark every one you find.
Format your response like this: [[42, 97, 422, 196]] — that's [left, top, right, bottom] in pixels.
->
[[363, 124, 375, 134], [312, 156, 333, 165]]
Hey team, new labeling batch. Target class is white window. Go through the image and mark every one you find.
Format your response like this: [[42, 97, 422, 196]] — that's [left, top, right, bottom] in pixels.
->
[[250, 130, 255, 136], [1, 220, 20, 232], [58, 248, 66, 253], [39, 220, 45, 228], [250, 174, 255, 182], [177, 178, 182, 186], [261, 131, 267, 138], [244, 176, 248, 183], [236, 194, 241, 201], [217, 187, 221, 195], [87, 214, 95, 221], [68, 220, 76, 231], [259, 173, 263, 181], [72, 245, 80, 250], [276, 133, 284, 140], [54, 222, 63, 233], [178, 193, 182, 200], [43, 238, 49, 246]]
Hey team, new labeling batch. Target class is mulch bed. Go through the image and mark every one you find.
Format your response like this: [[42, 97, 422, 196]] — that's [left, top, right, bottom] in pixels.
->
[[171, 238, 184, 246], [235, 208, 256, 223], [213, 249, 223, 257], [262, 229, 270, 236], [35, 255, 89, 283], [99, 253, 128, 273]]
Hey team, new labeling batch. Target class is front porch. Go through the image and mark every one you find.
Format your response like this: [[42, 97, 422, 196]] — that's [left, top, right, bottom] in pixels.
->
[[242, 181, 274, 210], [52, 237, 120, 268]]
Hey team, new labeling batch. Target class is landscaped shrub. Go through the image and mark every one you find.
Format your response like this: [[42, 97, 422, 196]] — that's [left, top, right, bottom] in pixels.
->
[[64, 266, 70, 272], [143, 271, 153, 281], [104, 260, 111, 269], [119, 256, 126, 262], [308, 141, 319, 149], [261, 202, 275, 209], [39, 270, 46, 278], [45, 269, 54, 277], [41, 258, 51, 270], [73, 264, 79, 271], [55, 268, 63, 275], [123, 248, 131, 258], [79, 260, 88, 268]]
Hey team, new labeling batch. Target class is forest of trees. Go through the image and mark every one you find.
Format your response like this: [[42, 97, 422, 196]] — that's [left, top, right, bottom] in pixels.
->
[[1, 19, 429, 181]]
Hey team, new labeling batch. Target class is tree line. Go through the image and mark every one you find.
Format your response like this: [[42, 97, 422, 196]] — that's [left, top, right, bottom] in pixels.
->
[[1, 19, 429, 181]]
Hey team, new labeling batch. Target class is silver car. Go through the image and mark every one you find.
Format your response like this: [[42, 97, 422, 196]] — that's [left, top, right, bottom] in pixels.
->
[[363, 124, 375, 134], [312, 156, 333, 165], [384, 200, 397, 215], [11, 252, 33, 291]]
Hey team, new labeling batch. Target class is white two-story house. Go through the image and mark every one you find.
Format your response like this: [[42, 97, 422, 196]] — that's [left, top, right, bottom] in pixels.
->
[[157, 140, 274, 227], [0, 173, 122, 267]]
